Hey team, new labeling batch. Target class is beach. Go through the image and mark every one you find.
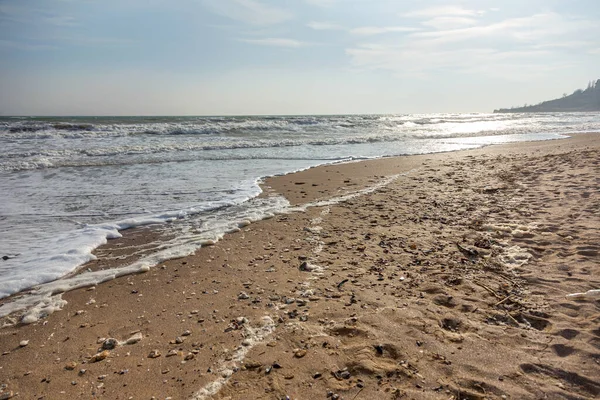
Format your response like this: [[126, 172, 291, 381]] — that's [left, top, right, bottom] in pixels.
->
[[0, 133, 599, 399]]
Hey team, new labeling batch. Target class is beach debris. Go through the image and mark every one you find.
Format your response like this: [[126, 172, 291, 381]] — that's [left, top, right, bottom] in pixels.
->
[[89, 350, 110, 363], [456, 242, 479, 257], [294, 349, 307, 358], [224, 317, 247, 332], [19, 340, 29, 347], [299, 261, 320, 272], [166, 350, 178, 357], [566, 289, 600, 300], [0, 391, 14, 400], [101, 338, 118, 350], [169, 337, 184, 345], [238, 292, 250, 300], [64, 361, 78, 370], [332, 368, 351, 380], [337, 279, 349, 290], [148, 350, 161, 358], [125, 332, 143, 345], [244, 360, 262, 369]]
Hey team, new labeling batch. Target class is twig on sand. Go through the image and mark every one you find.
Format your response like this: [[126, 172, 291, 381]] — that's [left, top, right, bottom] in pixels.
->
[[473, 281, 502, 299], [504, 312, 520, 326], [494, 295, 512, 306], [352, 388, 364, 400], [456, 242, 479, 257], [337, 279, 349, 290]]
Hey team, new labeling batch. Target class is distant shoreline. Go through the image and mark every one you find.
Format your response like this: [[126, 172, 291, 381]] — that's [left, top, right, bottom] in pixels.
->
[[494, 78, 600, 113]]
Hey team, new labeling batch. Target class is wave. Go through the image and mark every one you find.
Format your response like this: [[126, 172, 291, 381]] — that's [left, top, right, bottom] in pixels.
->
[[0, 113, 532, 138], [1, 128, 594, 172]]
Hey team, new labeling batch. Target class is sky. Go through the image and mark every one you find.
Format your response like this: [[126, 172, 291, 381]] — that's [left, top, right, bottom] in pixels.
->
[[0, 0, 599, 115]]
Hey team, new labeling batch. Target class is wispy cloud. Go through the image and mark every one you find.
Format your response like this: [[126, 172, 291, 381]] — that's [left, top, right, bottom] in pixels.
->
[[240, 37, 309, 48], [346, 44, 564, 80], [346, 11, 599, 80], [410, 13, 595, 45], [420, 16, 478, 30], [0, 3, 77, 27], [43, 15, 78, 27], [0, 39, 56, 51], [202, 0, 292, 25], [307, 21, 343, 31], [403, 6, 483, 18], [304, 0, 337, 7], [350, 26, 419, 35]]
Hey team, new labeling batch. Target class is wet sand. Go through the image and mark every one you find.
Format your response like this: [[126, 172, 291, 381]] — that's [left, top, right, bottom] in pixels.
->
[[0, 134, 599, 400]]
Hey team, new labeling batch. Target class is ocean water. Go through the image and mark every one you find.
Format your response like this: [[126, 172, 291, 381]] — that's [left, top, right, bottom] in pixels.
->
[[1, 113, 599, 321]]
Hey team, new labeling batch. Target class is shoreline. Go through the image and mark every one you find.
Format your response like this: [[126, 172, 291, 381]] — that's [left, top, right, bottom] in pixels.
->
[[0, 133, 574, 318], [0, 133, 598, 399]]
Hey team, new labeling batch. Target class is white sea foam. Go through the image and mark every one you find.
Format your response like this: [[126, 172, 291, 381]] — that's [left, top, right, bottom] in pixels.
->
[[191, 316, 276, 400], [566, 289, 600, 300], [0, 195, 291, 322]]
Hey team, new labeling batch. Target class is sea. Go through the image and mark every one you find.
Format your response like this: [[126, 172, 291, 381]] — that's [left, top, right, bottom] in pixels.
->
[[1, 112, 599, 321]]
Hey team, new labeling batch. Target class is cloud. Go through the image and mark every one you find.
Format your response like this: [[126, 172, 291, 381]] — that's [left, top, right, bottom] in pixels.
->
[[410, 13, 595, 46], [420, 16, 478, 30], [239, 37, 309, 48], [202, 0, 292, 25], [0, 39, 56, 51], [350, 26, 419, 35], [43, 15, 78, 27], [346, 44, 564, 80], [0, 3, 77, 27], [304, 0, 337, 7], [403, 6, 483, 18], [345, 11, 599, 80], [307, 21, 343, 30]]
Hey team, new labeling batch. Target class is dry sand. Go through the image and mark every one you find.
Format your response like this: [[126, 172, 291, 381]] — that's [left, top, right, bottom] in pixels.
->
[[0, 134, 598, 400]]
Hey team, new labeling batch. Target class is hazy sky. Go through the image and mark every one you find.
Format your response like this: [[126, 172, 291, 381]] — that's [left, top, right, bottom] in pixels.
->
[[1, 0, 599, 115]]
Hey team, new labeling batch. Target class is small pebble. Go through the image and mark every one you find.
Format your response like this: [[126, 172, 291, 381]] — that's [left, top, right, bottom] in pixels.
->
[[294, 349, 307, 358], [148, 350, 161, 358], [102, 338, 118, 350], [19, 340, 29, 347], [89, 350, 110, 363], [166, 350, 178, 357], [64, 361, 78, 371], [0, 391, 14, 400]]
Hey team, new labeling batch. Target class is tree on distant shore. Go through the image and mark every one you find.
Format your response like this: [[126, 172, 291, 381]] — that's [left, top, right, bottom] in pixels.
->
[[494, 78, 600, 113]]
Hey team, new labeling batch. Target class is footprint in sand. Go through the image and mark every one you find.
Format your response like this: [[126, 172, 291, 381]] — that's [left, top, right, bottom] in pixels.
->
[[556, 328, 580, 340], [520, 363, 600, 397], [551, 343, 577, 357]]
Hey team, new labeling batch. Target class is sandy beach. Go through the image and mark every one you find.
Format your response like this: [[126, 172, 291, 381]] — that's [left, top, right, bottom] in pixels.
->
[[1, 134, 599, 400]]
